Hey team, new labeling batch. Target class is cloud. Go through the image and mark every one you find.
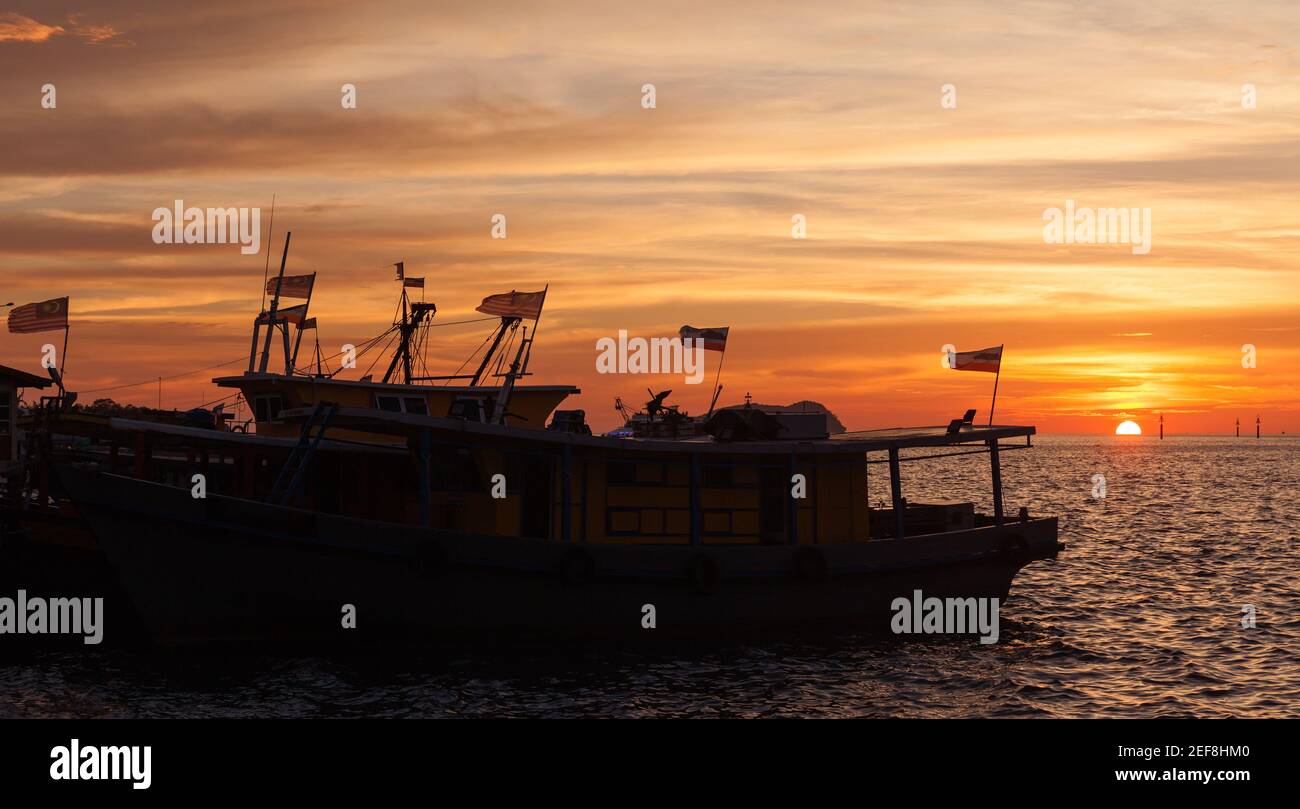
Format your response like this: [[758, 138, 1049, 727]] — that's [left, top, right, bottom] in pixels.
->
[[0, 13, 64, 42], [0, 12, 121, 45]]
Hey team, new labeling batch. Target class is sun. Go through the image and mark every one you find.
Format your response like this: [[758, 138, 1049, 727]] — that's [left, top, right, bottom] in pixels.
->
[[1115, 420, 1142, 436]]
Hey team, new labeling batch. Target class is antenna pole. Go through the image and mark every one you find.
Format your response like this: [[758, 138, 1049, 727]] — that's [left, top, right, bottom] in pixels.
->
[[987, 344, 1004, 426], [59, 324, 70, 392], [259, 194, 276, 313], [706, 343, 726, 418]]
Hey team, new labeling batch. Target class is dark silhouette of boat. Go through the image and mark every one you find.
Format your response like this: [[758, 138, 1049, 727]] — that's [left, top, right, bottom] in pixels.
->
[[9, 241, 1061, 646], [52, 409, 1059, 645]]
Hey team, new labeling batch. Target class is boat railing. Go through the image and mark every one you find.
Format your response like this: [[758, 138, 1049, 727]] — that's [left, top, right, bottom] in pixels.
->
[[864, 435, 1033, 539]]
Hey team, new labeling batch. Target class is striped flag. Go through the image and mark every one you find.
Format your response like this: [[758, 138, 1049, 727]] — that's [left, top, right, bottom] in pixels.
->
[[8, 297, 68, 334], [257, 304, 309, 326], [403, 277, 424, 289], [679, 325, 729, 352], [476, 289, 545, 320], [949, 345, 1003, 373], [265, 274, 314, 299]]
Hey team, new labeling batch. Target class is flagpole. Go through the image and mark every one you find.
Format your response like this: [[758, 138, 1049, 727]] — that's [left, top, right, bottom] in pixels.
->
[[519, 285, 548, 376], [289, 272, 316, 373], [988, 344, 1004, 426], [260, 194, 276, 313], [60, 323, 70, 393], [706, 346, 727, 418]]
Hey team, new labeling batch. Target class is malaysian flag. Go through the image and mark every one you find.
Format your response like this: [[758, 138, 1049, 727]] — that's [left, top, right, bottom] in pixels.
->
[[265, 274, 314, 299], [679, 325, 729, 352], [475, 289, 545, 320], [949, 345, 1003, 373], [257, 304, 309, 326], [8, 297, 69, 334]]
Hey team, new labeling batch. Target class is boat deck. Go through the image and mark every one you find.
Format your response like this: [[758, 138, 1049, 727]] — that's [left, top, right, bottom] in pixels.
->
[[280, 406, 1035, 455]]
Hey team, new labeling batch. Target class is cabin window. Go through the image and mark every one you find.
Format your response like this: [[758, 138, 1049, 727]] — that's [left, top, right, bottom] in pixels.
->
[[703, 510, 733, 534], [607, 460, 666, 486], [450, 397, 486, 422], [376, 395, 402, 413], [703, 464, 734, 488], [403, 397, 428, 416], [607, 461, 636, 486], [606, 507, 691, 537], [0, 391, 10, 434], [609, 509, 640, 533], [253, 395, 283, 423]]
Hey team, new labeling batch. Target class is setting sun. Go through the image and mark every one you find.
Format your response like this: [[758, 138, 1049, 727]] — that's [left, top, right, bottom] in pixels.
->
[[1115, 420, 1142, 436]]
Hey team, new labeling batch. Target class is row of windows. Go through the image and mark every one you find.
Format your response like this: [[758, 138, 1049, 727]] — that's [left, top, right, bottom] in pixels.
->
[[375, 395, 429, 415], [251, 393, 435, 423], [606, 460, 807, 489], [606, 506, 785, 537]]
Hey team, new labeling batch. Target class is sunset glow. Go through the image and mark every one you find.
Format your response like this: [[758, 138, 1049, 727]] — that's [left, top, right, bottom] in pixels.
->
[[2, 2, 1297, 434], [1115, 420, 1142, 436]]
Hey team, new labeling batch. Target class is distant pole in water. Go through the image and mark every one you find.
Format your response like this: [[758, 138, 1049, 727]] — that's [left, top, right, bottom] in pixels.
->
[[1235, 417, 1240, 437], [1256, 415, 1261, 439], [157, 376, 162, 410], [1159, 413, 1164, 440]]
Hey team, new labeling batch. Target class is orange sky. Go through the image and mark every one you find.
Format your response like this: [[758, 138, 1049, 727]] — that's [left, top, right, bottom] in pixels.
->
[[2, 1, 1298, 433]]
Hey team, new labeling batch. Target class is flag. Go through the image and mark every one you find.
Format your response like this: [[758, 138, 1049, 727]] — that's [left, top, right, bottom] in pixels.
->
[[475, 289, 545, 320], [8, 297, 69, 333], [403, 277, 424, 289], [258, 304, 309, 326], [949, 345, 1003, 373], [300, 317, 317, 330], [679, 325, 729, 352], [393, 262, 404, 281], [265, 274, 314, 299]]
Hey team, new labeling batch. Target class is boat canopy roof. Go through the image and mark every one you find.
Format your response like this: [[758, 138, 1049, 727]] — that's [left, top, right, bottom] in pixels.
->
[[212, 373, 579, 396], [283, 406, 1035, 456]]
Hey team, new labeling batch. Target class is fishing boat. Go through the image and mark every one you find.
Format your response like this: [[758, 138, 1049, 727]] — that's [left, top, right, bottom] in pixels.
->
[[1, 235, 578, 644], [20, 237, 1062, 646], [53, 399, 1060, 644]]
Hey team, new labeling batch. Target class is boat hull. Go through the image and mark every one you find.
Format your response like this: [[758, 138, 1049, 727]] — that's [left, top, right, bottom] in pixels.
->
[[56, 465, 1060, 647]]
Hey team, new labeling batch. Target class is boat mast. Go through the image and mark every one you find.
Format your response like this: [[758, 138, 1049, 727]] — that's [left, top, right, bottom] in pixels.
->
[[381, 286, 437, 385], [491, 326, 531, 424], [470, 317, 519, 386], [252, 232, 292, 374]]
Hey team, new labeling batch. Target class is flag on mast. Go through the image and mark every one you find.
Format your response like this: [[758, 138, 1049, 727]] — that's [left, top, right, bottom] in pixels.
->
[[475, 289, 545, 320], [264, 274, 314, 299], [258, 304, 309, 326], [403, 277, 424, 289], [948, 345, 1002, 373], [679, 325, 729, 352], [393, 262, 404, 281], [8, 297, 69, 333]]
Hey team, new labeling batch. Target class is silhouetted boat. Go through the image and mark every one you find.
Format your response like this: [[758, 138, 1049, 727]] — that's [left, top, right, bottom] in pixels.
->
[[54, 408, 1059, 645], [13, 238, 1062, 646]]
